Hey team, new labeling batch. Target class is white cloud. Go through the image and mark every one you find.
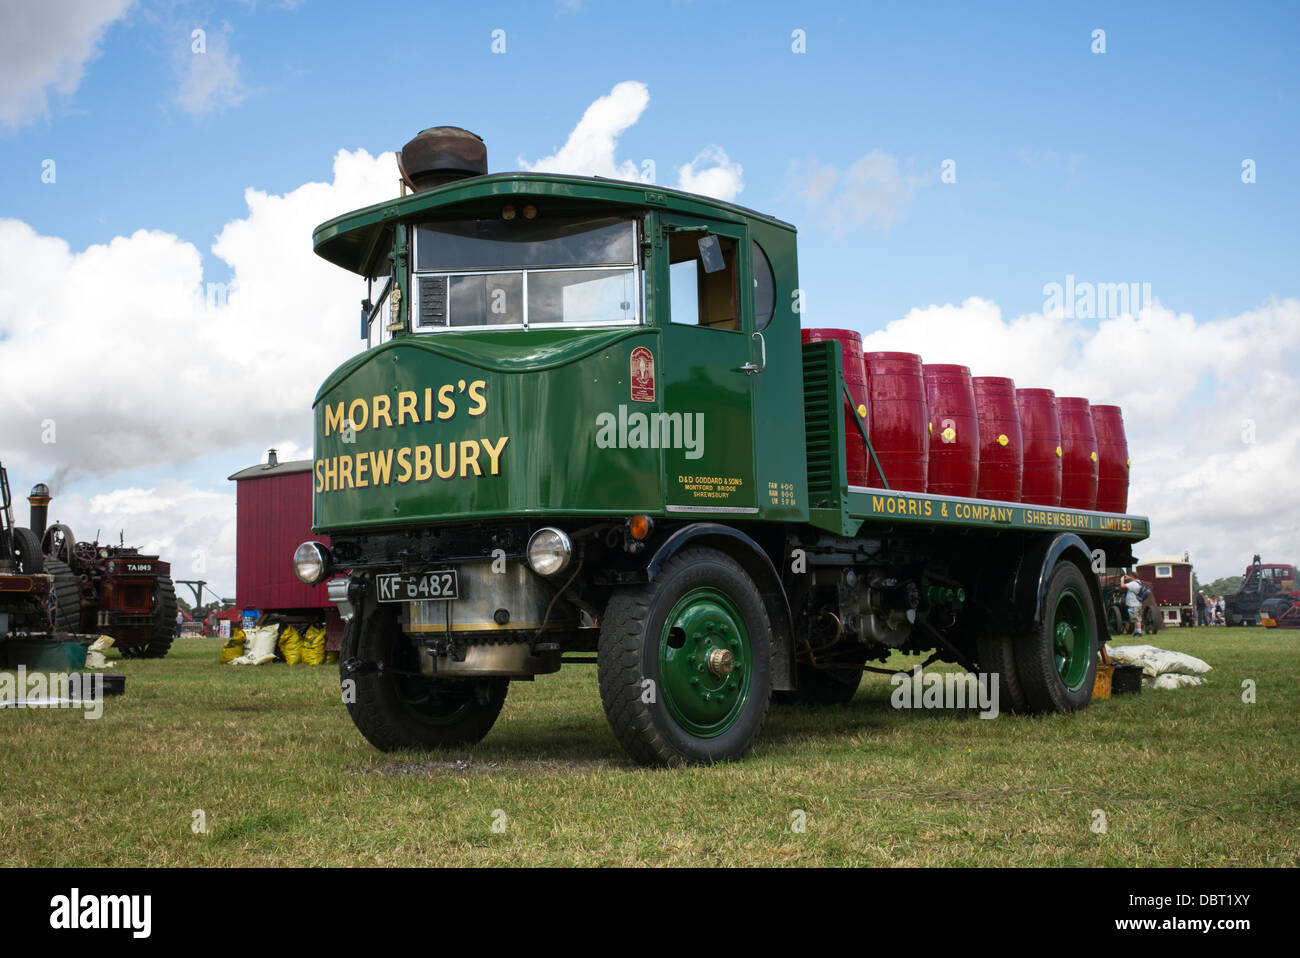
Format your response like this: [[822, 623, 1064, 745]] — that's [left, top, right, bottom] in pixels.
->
[[175, 21, 247, 116], [519, 81, 745, 200], [676, 146, 744, 202], [519, 80, 651, 181], [792, 150, 930, 232], [0, 146, 400, 483], [856, 296, 1300, 577], [0, 0, 133, 128]]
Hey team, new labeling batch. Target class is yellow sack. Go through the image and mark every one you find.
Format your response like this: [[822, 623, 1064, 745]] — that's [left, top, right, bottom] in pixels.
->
[[218, 627, 247, 664], [301, 625, 327, 666], [324, 650, 339, 664], [278, 625, 302, 665]]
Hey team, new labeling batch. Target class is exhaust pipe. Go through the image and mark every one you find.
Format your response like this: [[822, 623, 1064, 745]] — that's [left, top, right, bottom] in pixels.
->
[[28, 483, 50, 538]]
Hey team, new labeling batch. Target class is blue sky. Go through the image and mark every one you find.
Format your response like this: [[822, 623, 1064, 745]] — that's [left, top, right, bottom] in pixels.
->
[[1, 0, 1298, 587]]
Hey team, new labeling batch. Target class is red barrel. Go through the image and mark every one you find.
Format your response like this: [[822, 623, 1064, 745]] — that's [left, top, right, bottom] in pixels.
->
[[802, 328, 869, 486], [1091, 404, 1130, 513], [1056, 396, 1099, 510], [1016, 388, 1062, 506], [863, 351, 928, 492], [923, 364, 980, 497], [972, 376, 1022, 502]]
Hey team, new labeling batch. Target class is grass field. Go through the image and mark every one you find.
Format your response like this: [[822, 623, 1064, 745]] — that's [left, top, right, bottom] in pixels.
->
[[0, 626, 1295, 867]]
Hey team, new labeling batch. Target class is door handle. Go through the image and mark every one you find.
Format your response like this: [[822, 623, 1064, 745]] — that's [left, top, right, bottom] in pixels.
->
[[739, 331, 766, 375]]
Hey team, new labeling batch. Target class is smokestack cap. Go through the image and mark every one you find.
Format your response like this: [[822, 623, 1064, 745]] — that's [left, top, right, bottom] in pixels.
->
[[29, 483, 50, 500], [399, 126, 488, 192], [266, 448, 278, 467]]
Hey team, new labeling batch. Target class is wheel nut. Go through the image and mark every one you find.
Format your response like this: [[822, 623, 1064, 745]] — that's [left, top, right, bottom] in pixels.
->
[[707, 648, 735, 676]]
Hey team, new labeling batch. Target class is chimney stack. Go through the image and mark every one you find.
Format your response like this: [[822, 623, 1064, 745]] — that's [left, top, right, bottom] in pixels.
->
[[266, 448, 278, 468], [28, 483, 50, 538]]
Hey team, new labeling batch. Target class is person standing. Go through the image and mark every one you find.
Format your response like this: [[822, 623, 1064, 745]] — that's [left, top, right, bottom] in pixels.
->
[[1121, 572, 1145, 637], [174, 610, 183, 638], [1195, 590, 1208, 627]]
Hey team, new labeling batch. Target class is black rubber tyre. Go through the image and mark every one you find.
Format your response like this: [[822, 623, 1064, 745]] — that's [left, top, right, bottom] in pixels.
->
[[1013, 561, 1099, 714], [977, 632, 1028, 714], [137, 576, 177, 658], [44, 558, 81, 634], [12, 527, 44, 574], [597, 546, 772, 767], [342, 605, 508, 751]]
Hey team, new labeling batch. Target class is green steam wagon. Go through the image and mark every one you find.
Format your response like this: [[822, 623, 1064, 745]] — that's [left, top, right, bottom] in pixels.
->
[[296, 127, 1150, 766]]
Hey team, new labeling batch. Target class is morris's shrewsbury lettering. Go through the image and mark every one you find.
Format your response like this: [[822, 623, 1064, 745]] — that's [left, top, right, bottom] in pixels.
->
[[315, 437, 509, 492], [322, 379, 488, 438]]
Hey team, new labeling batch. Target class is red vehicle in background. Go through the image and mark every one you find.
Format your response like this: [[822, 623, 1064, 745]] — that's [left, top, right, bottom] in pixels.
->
[[1231, 556, 1298, 628], [229, 451, 344, 649]]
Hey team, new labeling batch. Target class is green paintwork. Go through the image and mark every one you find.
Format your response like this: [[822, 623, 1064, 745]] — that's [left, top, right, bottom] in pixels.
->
[[657, 586, 752, 737], [1053, 587, 1091, 691], [311, 175, 810, 533], [844, 487, 1150, 540], [310, 169, 1149, 549]]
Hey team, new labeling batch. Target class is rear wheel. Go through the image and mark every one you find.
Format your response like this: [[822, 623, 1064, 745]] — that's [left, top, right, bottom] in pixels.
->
[[44, 558, 81, 633], [598, 547, 771, 766], [342, 606, 508, 751], [137, 576, 177, 658], [977, 632, 1028, 713], [12, 527, 44, 574], [1013, 561, 1099, 714]]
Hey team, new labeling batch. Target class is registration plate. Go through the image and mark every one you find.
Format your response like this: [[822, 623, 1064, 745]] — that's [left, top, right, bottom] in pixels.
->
[[376, 570, 458, 603]]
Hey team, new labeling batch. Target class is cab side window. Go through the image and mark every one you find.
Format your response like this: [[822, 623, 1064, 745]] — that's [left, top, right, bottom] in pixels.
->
[[668, 231, 739, 331]]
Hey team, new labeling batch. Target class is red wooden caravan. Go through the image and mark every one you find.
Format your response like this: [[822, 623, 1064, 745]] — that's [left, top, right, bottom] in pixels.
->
[[229, 452, 343, 648], [1135, 554, 1195, 627]]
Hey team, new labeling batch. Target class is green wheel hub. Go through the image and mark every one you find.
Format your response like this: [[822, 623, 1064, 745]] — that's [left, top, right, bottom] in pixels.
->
[[657, 587, 753, 737], [1052, 587, 1091, 691]]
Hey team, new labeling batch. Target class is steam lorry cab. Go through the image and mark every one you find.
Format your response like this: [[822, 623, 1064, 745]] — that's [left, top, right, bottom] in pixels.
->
[[298, 127, 1151, 767]]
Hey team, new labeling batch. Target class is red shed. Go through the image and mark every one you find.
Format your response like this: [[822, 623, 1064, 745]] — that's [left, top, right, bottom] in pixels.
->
[[1135, 554, 1194, 627], [228, 453, 342, 646]]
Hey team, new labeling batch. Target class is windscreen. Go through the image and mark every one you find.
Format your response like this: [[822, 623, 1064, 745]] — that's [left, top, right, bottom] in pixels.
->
[[413, 215, 638, 330]]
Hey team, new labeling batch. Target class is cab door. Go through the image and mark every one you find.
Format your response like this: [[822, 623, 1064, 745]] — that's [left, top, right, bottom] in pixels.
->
[[656, 213, 758, 515]]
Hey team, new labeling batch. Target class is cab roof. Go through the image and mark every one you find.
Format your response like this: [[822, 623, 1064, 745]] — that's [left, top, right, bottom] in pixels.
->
[[312, 171, 796, 275]]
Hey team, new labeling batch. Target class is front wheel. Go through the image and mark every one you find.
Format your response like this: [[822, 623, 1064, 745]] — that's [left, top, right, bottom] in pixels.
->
[[1013, 561, 1099, 713], [342, 606, 508, 751], [598, 546, 771, 767]]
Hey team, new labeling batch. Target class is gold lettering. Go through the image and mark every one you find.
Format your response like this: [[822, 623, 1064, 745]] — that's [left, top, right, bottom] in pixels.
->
[[460, 440, 482, 477], [373, 394, 393, 429], [467, 380, 487, 417], [347, 398, 368, 432], [370, 449, 394, 486], [481, 436, 509, 476], [324, 403, 345, 437], [437, 384, 456, 420], [424, 387, 433, 422], [355, 453, 369, 488], [395, 447, 412, 483], [434, 442, 456, 480], [397, 390, 418, 425], [323, 457, 337, 492], [314, 459, 324, 493], [414, 445, 432, 482], [338, 454, 354, 489]]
